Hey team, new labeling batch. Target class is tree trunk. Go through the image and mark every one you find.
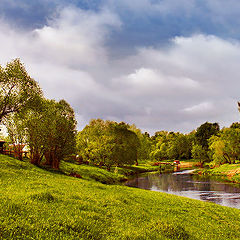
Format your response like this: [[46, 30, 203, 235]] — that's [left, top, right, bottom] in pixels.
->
[[30, 151, 41, 165], [52, 155, 60, 169], [44, 151, 53, 166]]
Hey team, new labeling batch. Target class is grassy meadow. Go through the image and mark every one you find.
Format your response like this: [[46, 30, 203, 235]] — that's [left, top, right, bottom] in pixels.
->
[[198, 164, 240, 184], [1, 154, 240, 239]]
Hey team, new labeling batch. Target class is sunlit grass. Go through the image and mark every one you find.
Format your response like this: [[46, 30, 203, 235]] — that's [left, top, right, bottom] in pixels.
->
[[199, 164, 240, 184], [60, 161, 127, 184], [1, 154, 240, 239]]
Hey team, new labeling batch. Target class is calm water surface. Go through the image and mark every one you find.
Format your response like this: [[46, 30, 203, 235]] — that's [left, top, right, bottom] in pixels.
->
[[126, 170, 240, 209]]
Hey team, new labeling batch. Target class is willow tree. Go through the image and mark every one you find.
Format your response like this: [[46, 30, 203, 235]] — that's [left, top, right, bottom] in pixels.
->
[[195, 122, 220, 151], [23, 99, 77, 168], [43, 99, 77, 169], [0, 59, 42, 122], [77, 119, 139, 170]]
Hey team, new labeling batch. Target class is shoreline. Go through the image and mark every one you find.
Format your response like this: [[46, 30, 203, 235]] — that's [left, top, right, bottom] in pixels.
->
[[194, 164, 240, 185]]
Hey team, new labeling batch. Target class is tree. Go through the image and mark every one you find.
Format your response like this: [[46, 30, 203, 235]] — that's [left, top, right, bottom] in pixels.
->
[[150, 132, 169, 161], [43, 99, 77, 169], [77, 119, 139, 170], [191, 144, 208, 167], [209, 127, 240, 165], [0, 59, 42, 122], [192, 123, 217, 166], [20, 98, 77, 168], [129, 124, 152, 161], [208, 135, 228, 166], [77, 119, 114, 167], [3, 113, 26, 160], [195, 122, 220, 151], [230, 122, 240, 129], [167, 133, 192, 160], [150, 131, 193, 161]]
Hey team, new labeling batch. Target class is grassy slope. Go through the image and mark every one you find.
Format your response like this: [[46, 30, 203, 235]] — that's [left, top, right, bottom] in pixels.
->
[[0, 155, 240, 240], [60, 161, 160, 184], [198, 164, 240, 184], [60, 161, 127, 184]]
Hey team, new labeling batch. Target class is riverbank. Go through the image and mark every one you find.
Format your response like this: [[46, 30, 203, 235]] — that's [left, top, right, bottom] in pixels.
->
[[126, 169, 240, 209], [60, 161, 161, 184], [60, 160, 200, 184], [197, 164, 240, 184]]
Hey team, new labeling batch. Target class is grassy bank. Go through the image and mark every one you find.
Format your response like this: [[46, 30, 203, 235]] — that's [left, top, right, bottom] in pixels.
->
[[197, 164, 240, 184], [115, 164, 164, 176], [60, 161, 161, 184], [1, 155, 240, 239], [60, 161, 127, 184]]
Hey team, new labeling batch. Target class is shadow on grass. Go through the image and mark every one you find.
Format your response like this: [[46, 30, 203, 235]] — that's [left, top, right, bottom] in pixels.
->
[[37, 165, 66, 176]]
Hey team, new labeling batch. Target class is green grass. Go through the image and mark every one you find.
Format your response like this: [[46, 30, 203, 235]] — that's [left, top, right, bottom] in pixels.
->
[[60, 161, 127, 184], [114, 164, 160, 176], [198, 164, 240, 184], [1, 154, 240, 239], [60, 161, 161, 183]]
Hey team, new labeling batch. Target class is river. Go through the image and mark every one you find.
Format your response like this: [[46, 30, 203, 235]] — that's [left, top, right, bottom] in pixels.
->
[[125, 170, 240, 209]]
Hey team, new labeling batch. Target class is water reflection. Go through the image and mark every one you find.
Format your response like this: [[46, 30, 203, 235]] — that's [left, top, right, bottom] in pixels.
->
[[126, 170, 240, 209]]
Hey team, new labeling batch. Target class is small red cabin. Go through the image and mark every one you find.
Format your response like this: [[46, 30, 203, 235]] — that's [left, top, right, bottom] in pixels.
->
[[174, 160, 180, 165]]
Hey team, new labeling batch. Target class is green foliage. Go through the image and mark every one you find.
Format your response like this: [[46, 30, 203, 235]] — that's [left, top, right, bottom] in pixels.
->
[[5, 98, 77, 169], [191, 144, 208, 165], [77, 119, 139, 169], [150, 132, 192, 161], [0, 59, 77, 169], [195, 122, 220, 150], [43, 99, 77, 169], [208, 126, 240, 165], [230, 122, 240, 129], [1, 154, 240, 239], [115, 164, 160, 176], [0, 59, 42, 122], [208, 136, 226, 166], [25, 99, 77, 168], [129, 125, 152, 160]]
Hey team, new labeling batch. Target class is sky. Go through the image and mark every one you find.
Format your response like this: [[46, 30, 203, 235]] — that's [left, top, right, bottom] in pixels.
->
[[0, 0, 240, 134]]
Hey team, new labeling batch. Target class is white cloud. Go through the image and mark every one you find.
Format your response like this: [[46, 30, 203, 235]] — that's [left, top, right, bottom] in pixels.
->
[[183, 102, 214, 113], [0, 6, 240, 133], [32, 7, 121, 68], [113, 67, 200, 98]]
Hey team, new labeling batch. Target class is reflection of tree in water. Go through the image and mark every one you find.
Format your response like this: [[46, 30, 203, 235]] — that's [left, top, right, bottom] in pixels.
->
[[190, 176, 222, 203], [147, 173, 195, 192], [126, 175, 152, 190], [193, 175, 240, 193], [126, 171, 240, 208]]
